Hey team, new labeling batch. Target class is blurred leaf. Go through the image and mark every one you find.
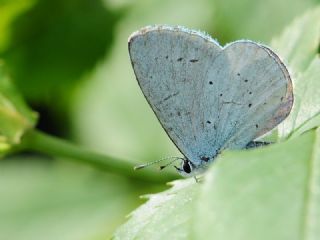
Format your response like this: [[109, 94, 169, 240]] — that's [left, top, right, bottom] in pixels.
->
[[113, 178, 199, 240], [0, 64, 37, 150], [0, 156, 149, 240], [0, 0, 122, 136], [193, 129, 320, 240], [271, 6, 320, 75], [72, 0, 214, 162], [211, 0, 317, 44], [0, 0, 35, 52], [273, 7, 320, 139], [1, 0, 120, 102], [104, 0, 132, 10]]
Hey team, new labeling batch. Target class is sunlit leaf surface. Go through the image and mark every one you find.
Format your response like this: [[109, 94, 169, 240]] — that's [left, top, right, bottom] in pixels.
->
[[273, 7, 320, 138], [0, 157, 146, 240], [194, 130, 320, 240], [114, 179, 199, 240]]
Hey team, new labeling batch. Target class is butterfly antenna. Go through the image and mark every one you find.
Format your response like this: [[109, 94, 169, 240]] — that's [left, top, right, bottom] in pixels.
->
[[134, 156, 183, 170], [159, 157, 183, 170]]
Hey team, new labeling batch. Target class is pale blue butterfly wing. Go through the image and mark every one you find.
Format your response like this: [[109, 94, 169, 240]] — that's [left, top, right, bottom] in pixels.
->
[[128, 25, 293, 173], [208, 42, 293, 150]]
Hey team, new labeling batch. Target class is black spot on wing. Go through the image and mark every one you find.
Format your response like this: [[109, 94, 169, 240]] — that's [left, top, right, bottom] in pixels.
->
[[200, 156, 210, 162]]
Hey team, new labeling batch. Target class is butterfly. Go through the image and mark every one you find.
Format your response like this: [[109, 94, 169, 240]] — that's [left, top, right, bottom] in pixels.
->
[[128, 25, 293, 177]]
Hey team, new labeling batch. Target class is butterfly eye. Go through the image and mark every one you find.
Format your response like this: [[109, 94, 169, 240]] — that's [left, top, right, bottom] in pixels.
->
[[182, 160, 192, 173]]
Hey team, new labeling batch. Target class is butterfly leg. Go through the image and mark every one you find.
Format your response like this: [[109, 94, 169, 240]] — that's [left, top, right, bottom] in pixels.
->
[[245, 141, 272, 149], [174, 165, 183, 171]]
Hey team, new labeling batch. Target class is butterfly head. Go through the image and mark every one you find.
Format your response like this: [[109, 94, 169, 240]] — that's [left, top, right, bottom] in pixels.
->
[[174, 158, 207, 177], [134, 156, 206, 177], [173, 158, 192, 176]]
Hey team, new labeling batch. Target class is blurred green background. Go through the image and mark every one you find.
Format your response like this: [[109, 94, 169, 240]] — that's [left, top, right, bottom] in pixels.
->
[[0, 0, 319, 239]]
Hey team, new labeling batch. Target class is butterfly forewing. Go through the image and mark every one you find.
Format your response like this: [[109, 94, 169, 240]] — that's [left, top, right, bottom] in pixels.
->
[[129, 26, 222, 164]]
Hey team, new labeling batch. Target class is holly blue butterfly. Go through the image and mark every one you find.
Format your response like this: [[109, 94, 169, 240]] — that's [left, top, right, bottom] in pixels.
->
[[129, 25, 293, 177]]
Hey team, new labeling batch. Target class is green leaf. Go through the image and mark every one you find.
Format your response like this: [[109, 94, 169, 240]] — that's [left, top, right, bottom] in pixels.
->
[[113, 129, 320, 240], [0, 63, 37, 150], [0, 0, 35, 52], [292, 112, 320, 138], [279, 58, 320, 138], [193, 129, 320, 240], [212, 0, 317, 44], [271, 6, 320, 75], [0, 156, 145, 240], [272, 7, 320, 139], [1, 0, 120, 102], [113, 179, 199, 240]]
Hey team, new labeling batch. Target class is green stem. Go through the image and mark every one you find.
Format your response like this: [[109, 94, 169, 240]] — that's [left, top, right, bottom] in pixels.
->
[[20, 129, 178, 183]]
